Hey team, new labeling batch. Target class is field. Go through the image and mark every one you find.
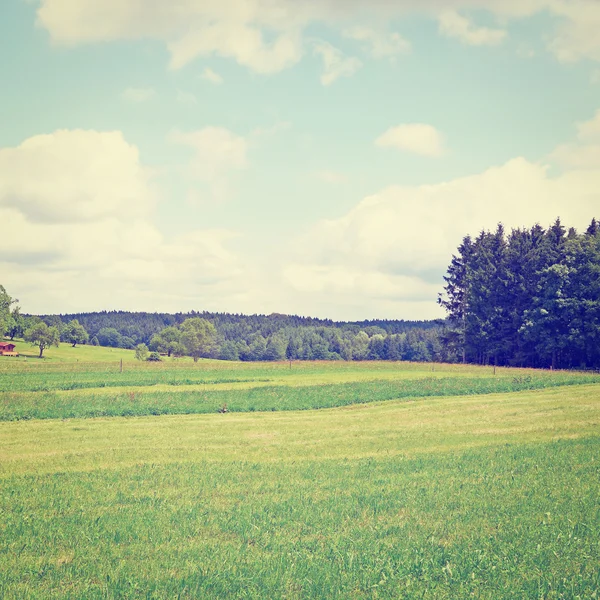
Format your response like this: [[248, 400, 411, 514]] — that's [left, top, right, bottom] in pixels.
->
[[1, 342, 599, 598], [3, 338, 137, 363]]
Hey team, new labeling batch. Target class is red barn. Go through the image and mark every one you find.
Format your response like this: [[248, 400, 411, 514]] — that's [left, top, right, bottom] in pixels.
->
[[0, 342, 18, 356]]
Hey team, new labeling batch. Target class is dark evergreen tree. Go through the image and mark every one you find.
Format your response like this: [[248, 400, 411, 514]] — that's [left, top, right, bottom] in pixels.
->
[[440, 218, 600, 369]]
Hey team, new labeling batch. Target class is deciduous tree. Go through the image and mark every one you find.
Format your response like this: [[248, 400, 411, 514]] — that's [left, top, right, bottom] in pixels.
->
[[24, 322, 60, 358], [63, 319, 89, 347], [150, 326, 181, 357], [6, 307, 25, 340], [0, 285, 17, 338], [180, 318, 217, 362]]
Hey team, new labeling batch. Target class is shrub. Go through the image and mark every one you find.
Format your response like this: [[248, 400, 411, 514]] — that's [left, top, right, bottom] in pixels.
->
[[135, 344, 149, 361]]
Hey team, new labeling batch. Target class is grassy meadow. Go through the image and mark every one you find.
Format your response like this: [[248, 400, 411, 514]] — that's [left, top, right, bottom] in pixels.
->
[[1, 342, 599, 598], [2, 338, 137, 363]]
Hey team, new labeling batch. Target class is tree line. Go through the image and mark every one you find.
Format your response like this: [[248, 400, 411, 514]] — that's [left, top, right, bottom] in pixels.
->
[[439, 218, 600, 369], [2, 289, 451, 362], [142, 321, 451, 363], [32, 311, 451, 362]]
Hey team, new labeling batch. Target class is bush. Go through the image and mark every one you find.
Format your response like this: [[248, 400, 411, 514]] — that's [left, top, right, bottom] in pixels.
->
[[97, 327, 122, 348], [135, 343, 149, 361], [120, 336, 136, 350], [146, 352, 162, 362]]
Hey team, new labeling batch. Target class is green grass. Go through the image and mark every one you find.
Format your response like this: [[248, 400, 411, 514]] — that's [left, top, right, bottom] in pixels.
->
[[2, 373, 600, 421], [1, 441, 599, 600], [1, 345, 598, 420], [3, 338, 137, 363], [1, 344, 598, 420], [1, 346, 599, 598], [1, 386, 599, 598]]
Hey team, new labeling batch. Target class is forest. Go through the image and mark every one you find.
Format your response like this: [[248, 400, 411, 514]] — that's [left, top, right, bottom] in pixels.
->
[[30, 311, 449, 363], [440, 218, 600, 369]]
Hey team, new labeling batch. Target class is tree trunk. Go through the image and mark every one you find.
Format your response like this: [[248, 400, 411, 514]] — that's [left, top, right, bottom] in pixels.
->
[[39, 346, 44, 358]]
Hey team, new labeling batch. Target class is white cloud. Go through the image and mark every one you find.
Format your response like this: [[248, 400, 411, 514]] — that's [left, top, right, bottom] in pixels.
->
[[313, 41, 362, 85], [550, 108, 600, 169], [34, 0, 600, 69], [170, 127, 248, 202], [0, 130, 153, 223], [438, 11, 507, 45], [122, 87, 155, 103], [283, 155, 600, 318], [0, 130, 249, 314], [550, 144, 600, 170], [171, 127, 247, 179], [176, 89, 198, 106], [547, 0, 600, 63], [343, 27, 411, 59], [576, 109, 600, 141], [280, 111, 600, 318], [201, 67, 224, 85], [376, 124, 444, 157], [168, 23, 302, 73], [284, 264, 439, 300]]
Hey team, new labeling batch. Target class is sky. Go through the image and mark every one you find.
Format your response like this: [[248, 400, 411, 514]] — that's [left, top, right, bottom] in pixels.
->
[[0, 0, 599, 321]]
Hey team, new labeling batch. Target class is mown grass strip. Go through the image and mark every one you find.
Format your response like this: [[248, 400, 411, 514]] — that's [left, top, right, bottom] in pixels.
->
[[0, 359, 576, 391], [2, 373, 599, 421], [0, 371, 272, 393]]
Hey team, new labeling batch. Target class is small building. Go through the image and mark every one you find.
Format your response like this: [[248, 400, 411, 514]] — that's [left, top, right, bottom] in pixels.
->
[[0, 342, 18, 357]]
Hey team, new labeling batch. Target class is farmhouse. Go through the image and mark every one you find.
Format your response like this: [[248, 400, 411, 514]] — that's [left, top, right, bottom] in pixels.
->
[[0, 342, 19, 357]]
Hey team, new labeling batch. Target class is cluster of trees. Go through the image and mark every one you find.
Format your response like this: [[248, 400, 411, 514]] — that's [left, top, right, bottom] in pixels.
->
[[1, 285, 25, 342], [135, 318, 218, 362], [145, 321, 451, 362], [439, 218, 600, 369], [1, 288, 94, 357], [32, 309, 449, 363], [4, 282, 449, 362], [38, 311, 440, 347]]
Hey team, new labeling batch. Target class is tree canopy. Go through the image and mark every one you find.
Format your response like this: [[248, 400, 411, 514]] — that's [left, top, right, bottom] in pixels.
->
[[149, 326, 182, 357], [180, 318, 217, 362], [24, 322, 60, 358], [1, 285, 18, 339], [62, 319, 89, 347], [439, 218, 600, 369], [28, 310, 447, 363]]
